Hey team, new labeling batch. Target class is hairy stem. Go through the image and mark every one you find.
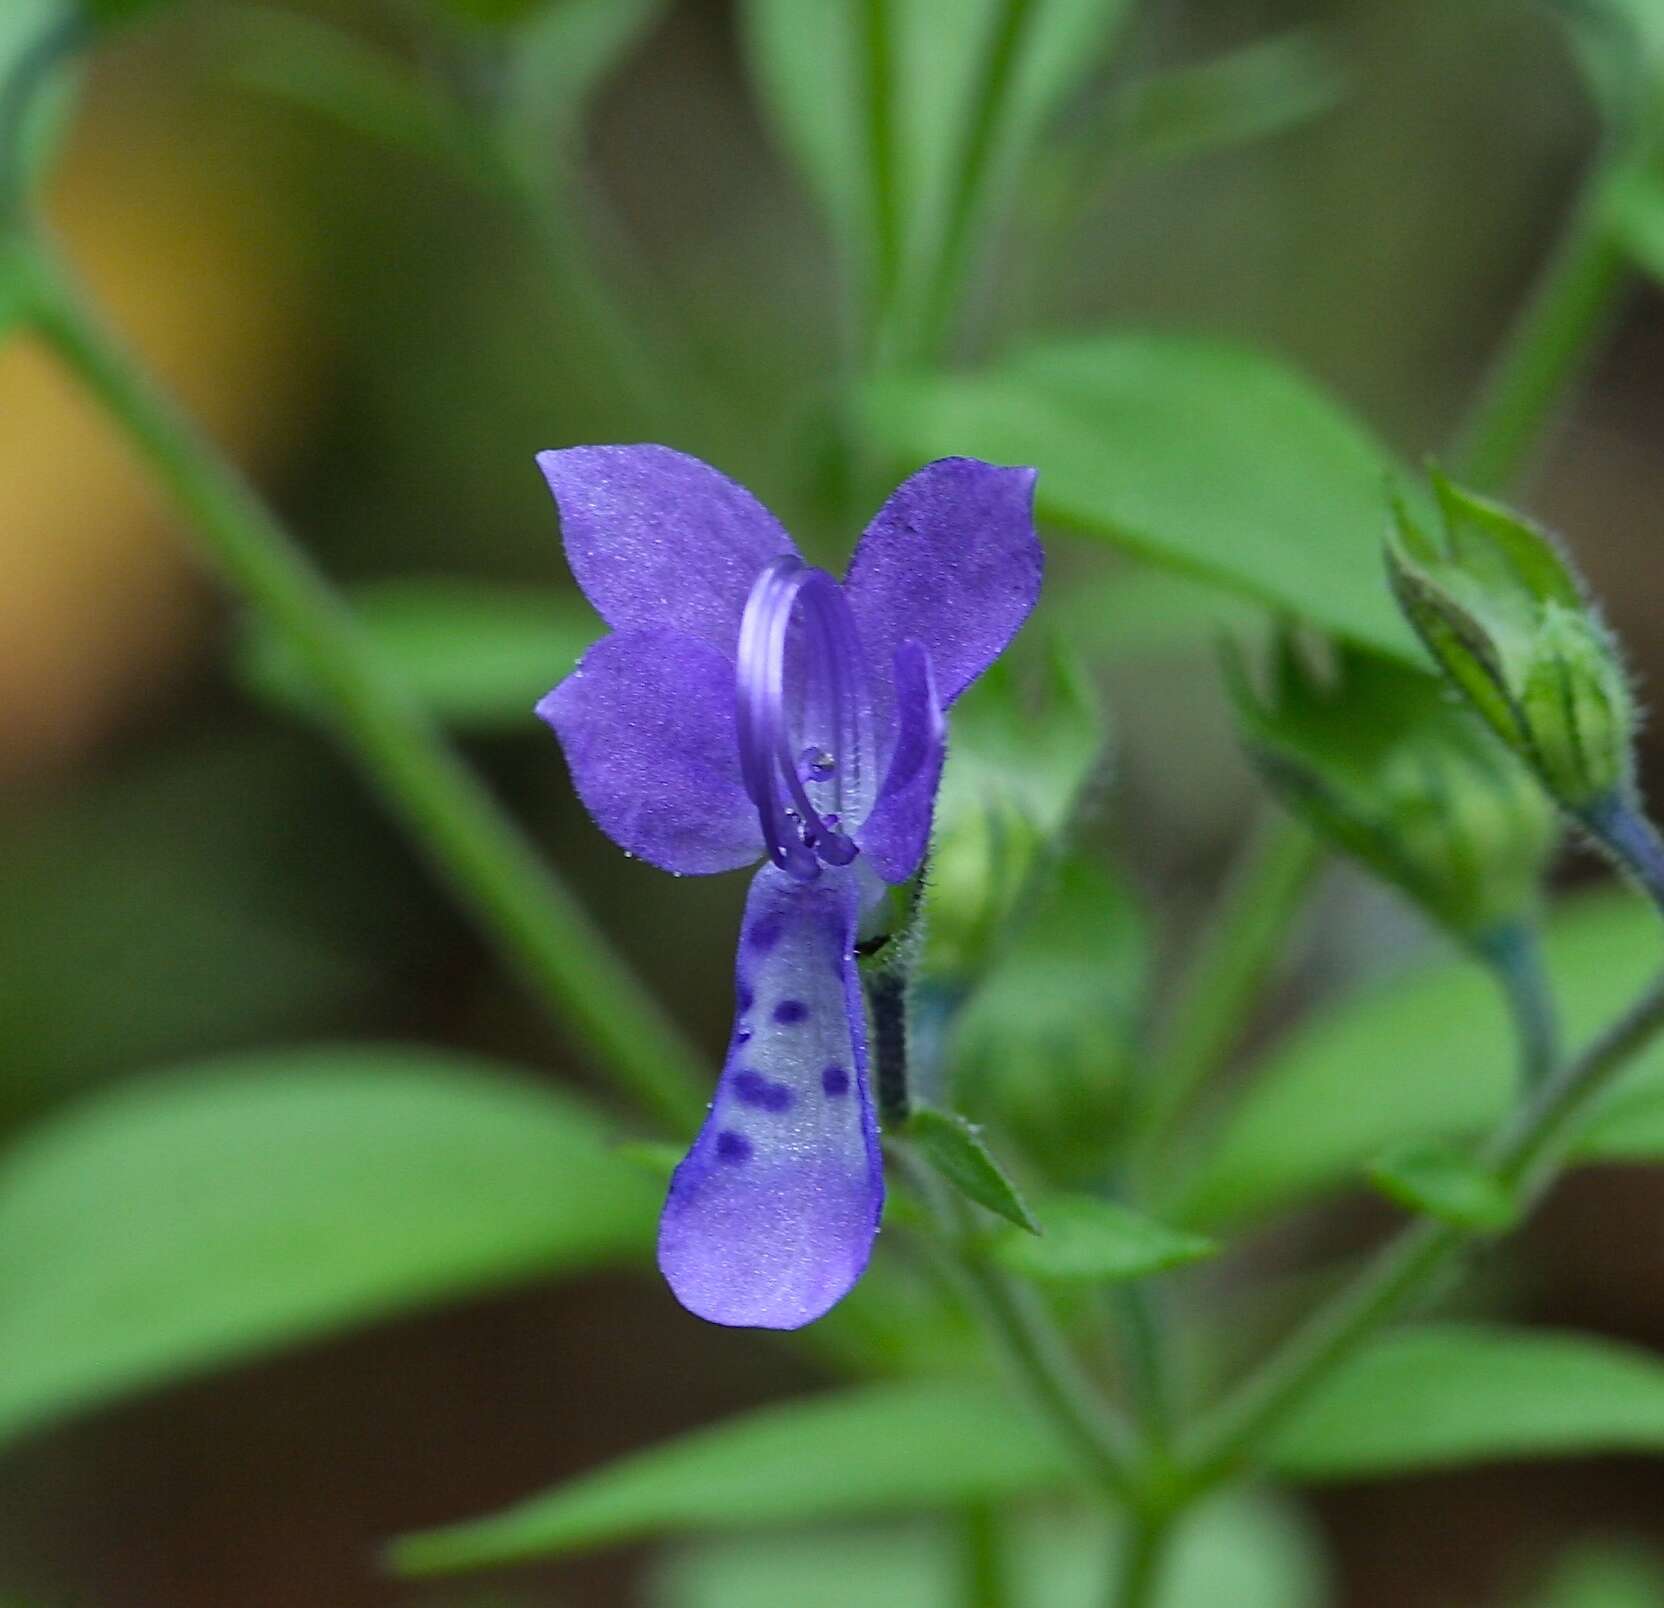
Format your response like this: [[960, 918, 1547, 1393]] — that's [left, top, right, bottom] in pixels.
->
[[1582, 794, 1664, 917], [15, 236, 707, 1132]]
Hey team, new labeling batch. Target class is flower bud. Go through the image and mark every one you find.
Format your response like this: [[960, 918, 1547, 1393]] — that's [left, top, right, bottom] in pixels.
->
[[1385, 471, 1635, 813], [921, 649, 1106, 983], [1228, 633, 1558, 941]]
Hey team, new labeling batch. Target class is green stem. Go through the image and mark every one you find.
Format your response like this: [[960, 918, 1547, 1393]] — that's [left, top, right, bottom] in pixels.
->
[[915, 0, 1036, 363], [1582, 794, 1664, 919], [1131, 816, 1323, 1167], [956, 1232, 1142, 1502], [1182, 970, 1664, 1489], [1111, 1509, 1174, 1608], [1111, 1280, 1174, 1454], [15, 236, 707, 1132], [1449, 158, 1632, 493], [958, 1503, 1012, 1608], [861, 0, 904, 366], [1477, 921, 1561, 1089], [906, 1156, 1140, 1502], [1169, 132, 1646, 1497]]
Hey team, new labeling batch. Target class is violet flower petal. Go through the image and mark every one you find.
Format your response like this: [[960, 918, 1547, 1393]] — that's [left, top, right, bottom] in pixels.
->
[[843, 457, 1042, 708], [538, 444, 799, 651], [658, 863, 882, 1329], [538, 627, 763, 875], [857, 640, 947, 884]]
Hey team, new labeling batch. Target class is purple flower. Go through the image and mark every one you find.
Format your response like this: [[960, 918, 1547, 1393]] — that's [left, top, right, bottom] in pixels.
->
[[536, 445, 1042, 1329]]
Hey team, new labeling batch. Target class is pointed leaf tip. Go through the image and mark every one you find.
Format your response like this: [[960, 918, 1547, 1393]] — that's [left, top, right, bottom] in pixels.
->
[[905, 1107, 1041, 1234]]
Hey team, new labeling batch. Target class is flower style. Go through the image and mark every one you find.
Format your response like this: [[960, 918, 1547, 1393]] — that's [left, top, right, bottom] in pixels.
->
[[536, 445, 1042, 1329]]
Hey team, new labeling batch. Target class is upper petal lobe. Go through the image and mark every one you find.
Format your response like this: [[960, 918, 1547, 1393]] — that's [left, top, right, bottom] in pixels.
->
[[538, 444, 799, 650], [843, 458, 1042, 708], [857, 640, 947, 884], [539, 627, 762, 875], [658, 863, 883, 1329]]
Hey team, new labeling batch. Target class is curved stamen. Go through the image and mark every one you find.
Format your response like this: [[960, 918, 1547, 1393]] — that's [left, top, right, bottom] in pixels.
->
[[737, 556, 874, 879]]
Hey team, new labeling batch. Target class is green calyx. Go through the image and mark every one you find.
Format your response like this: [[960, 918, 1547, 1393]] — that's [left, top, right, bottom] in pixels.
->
[[1227, 634, 1558, 941], [1385, 470, 1634, 812]]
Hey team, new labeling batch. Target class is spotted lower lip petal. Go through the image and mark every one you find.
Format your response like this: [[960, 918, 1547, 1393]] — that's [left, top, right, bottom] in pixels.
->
[[657, 862, 882, 1330]]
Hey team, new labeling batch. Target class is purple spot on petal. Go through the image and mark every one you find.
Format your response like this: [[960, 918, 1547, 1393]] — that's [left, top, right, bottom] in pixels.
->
[[822, 1064, 850, 1097], [773, 998, 810, 1025], [716, 1129, 752, 1164], [732, 1071, 794, 1112], [748, 919, 783, 954], [737, 985, 754, 1014]]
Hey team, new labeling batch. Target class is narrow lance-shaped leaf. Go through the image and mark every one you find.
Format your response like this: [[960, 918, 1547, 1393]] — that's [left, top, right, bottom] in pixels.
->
[[392, 1324, 1664, 1574], [0, 1046, 657, 1452], [989, 1194, 1215, 1285], [904, 1106, 1042, 1234]]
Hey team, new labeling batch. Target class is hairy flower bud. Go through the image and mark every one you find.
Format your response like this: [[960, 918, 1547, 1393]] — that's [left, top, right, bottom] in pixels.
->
[[1385, 471, 1634, 813], [1228, 634, 1558, 941]]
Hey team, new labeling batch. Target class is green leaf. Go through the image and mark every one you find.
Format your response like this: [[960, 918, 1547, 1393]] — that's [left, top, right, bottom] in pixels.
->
[[651, 1494, 1328, 1608], [951, 854, 1146, 1179], [905, 1107, 1041, 1233], [1367, 1139, 1516, 1232], [1607, 166, 1664, 286], [989, 1194, 1215, 1285], [738, 0, 1131, 327], [1528, 1543, 1664, 1608], [1175, 889, 1664, 1229], [222, 9, 487, 181], [1273, 1324, 1664, 1480], [1, 1, 79, 194], [238, 578, 597, 733], [0, 1045, 656, 1451], [397, 1323, 1664, 1576], [1093, 27, 1347, 169], [390, 1379, 1080, 1574], [865, 332, 1420, 661]]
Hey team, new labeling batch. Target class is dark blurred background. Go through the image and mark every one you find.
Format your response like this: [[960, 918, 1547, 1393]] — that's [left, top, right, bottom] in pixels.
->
[[4, 1, 1664, 1602]]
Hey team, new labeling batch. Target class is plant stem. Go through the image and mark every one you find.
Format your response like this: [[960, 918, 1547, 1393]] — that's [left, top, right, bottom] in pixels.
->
[[1131, 816, 1323, 1168], [958, 1503, 1012, 1608], [869, 966, 913, 1125], [1111, 1508, 1174, 1608], [1182, 970, 1664, 1489], [916, 0, 1036, 363], [955, 1228, 1142, 1502], [15, 236, 707, 1132], [1449, 159, 1631, 493], [861, 0, 904, 367], [1476, 921, 1561, 1089], [1582, 794, 1664, 917]]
